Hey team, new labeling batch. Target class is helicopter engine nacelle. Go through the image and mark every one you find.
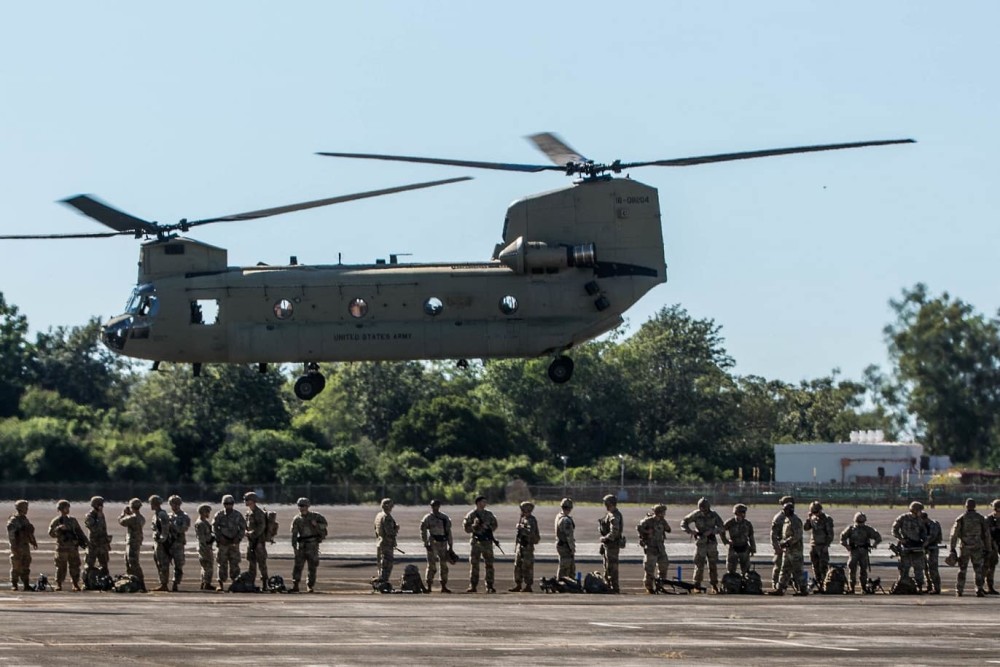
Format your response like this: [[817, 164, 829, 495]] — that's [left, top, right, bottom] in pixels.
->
[[496, 236, 596, 274]]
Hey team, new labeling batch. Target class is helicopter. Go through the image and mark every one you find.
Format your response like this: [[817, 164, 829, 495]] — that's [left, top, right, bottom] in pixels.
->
[[2, 133, 913, 400]]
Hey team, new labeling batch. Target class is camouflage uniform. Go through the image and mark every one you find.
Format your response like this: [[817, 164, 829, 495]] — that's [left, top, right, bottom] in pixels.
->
[[194, 507, 215, 590], [118, 500, 146, 591], [419, 502, 453, 592], [681, 500, 725, 591], [212, 499, 246, 587], [374, 499, 398, 584], [244, 502, 269, 586], [7, 501, 37, 590], [637, 506, 671, 592], [775, 507, 804, 594], [985, 500, 1000, 594], [891, 506, 927, 589], [598, 497, 625, 593], [839, 514, 880, 592], [803, 504, 834, 588], [948, 502, 992, 597], [510, 502, 540, 592], [463, 499, 498, 593], [721, 510, 755, 575], [84, 500, 111, 577], [922, 513, 943, 594], [48, 503, 87, 591], [149, 498, 173, 590], [770, 496, 793, 588], [291, 500, 327, 592], [167, 499, 191, 590], [555, 500, 576, 579]]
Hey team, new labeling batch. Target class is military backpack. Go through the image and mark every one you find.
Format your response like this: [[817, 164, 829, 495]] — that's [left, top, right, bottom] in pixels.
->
[[890, 575, 919, 595], [583, 572, 611, 594], [823, 564, 848, 594], [263, 508, 279, 542], [113, 574, 142, 593], [721, 571, 744, 594], [742, 568, 764, 595]]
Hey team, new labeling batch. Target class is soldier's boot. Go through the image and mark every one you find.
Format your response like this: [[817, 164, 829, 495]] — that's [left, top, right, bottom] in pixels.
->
[[171, 582, 179, 592], [765, 587, 784, 596], [486, 586, 497, 594], [440, 584, 452, 593], [72, 579, 82, 592], [153, 584, 168, 592], [955, 589, 963, 597], [21, 576, 30, 591], [10, 582, 17, 591], [217, 580, 226, 592], [976, 588, 987, 598], [55, 581, 63, 591], [508, 584, 522, 592], [523, 585, 533, 593], [989, 589, 1000, 595], [306, 581, 315, 593], [290, 581, 300, 593]]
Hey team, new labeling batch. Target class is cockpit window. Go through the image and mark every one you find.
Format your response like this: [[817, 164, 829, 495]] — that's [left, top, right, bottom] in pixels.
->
[[125, 284, 158, 318]]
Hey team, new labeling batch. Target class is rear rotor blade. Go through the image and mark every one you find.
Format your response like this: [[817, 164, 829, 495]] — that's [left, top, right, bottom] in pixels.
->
[[316, 151, 560, 173], [185, 177, 474, 228], [621, 139, 916, 169], [60, 195, 161, 234], [527, 132, 588, 166]]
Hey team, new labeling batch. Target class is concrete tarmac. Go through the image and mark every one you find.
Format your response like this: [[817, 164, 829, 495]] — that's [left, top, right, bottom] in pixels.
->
[[3, 502, 996, 665]]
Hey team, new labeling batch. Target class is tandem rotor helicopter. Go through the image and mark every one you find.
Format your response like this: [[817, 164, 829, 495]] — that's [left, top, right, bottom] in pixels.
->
[[2, 133, 913, 400]]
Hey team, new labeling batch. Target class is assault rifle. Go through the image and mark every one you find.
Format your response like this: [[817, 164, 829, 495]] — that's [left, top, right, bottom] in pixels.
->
[[889, 543, 925, 558], [863, 577, 886, 594], [475, 526, 504, 554], [655, 577, 706, 594]]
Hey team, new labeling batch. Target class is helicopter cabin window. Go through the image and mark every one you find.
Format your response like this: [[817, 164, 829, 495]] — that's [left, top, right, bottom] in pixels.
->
[[349, 298, 369, 318], [423, 297, 444, 316], [273, 299, 294, 320], [191, 299, 220, 325], [499, 295, 519, 315]]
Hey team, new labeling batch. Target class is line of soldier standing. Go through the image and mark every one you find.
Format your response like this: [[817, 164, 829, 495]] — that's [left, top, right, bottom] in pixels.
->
[[6, 492, 328, 593]]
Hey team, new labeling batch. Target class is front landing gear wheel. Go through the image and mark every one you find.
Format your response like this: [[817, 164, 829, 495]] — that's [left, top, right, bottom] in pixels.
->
[[547, 356, 574, 384], [294, 366, 326, 401]]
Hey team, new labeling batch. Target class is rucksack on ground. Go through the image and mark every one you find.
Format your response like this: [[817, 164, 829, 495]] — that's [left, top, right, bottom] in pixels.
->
[[721, 571, 743, 594], [266, 575, 286, 593], [229, 571, 259, 593], [400, 564, 428, 593], [823, 565, 848, 595], [742, 567, 764, 595], [584, 572, 611, 594], [370, 576, 393, 593], [890, 576, 919, 595], [113, 574, 142, 593], [540, 576, 583, 593]]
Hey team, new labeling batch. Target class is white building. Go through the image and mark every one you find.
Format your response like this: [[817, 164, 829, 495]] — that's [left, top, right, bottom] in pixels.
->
[[774, 433, 950, 484]]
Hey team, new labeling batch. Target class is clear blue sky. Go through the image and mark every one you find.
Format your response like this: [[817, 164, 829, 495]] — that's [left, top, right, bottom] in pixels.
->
[[2, 2, 997, 384]]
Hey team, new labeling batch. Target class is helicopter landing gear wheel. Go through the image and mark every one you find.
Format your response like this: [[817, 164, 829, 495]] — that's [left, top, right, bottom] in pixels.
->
[[294, 364, 326, 401], [547, 356, 574, 384]]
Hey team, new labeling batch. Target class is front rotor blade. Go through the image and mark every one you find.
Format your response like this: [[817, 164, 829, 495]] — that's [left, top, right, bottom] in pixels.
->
[[60, 195, 160, 234], [621, 139, 916, 169], [316, 151, 560, 173], [527, 132, 587, 166], [0, 231, 132, 240], [186, 177, 475, 227]]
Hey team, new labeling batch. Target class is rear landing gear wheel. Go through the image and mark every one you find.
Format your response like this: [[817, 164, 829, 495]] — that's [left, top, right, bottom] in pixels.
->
[[294, 364, 326, 400], [547, 356, 574, 384]]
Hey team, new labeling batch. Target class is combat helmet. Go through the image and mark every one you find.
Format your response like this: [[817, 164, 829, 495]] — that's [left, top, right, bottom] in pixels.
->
[[697, 497, 710, 510], [56, 499, 70, 511], [560, 498, 574, 510], [964, 498, 976, 510], [197, 503, 212, 515], [243, 491, 258, 502], [221, 494, 235, 505], [168, 495, 182, 506], [429, 499, 441, 508], [733, 503, 747, 514], [90, 496, 104, 508], [778, 496, 794, 506], [992, 499, 1000, 511], [519, 501, 535, 512], [809, 501, 822, 513], [129, 498, 142, 510], [380, 498, 394, 510], [652, 503, 667, 515], [908, 501, 924, 512], [602, 494, 617, 506], [854, 512, 867, 523], [148, 495, 163, 506], [14, 499, 28, 512], [296, 497, 310, 507]]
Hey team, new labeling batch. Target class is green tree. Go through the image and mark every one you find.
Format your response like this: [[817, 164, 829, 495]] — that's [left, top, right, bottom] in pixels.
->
[[101, 430, 179, 482], [32, 318, 131, 410], [884, 283, 1000, 463], [209, 426, 311, 483], [0, 416, 105, 481], [0, 292, 32, 417]]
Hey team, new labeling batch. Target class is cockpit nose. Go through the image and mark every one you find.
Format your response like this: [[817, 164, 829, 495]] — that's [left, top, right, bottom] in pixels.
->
[[102, 314, 133, 351]]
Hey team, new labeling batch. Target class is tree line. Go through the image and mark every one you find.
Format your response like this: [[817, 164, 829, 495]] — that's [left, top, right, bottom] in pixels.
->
[[1, 283, 998, 498]]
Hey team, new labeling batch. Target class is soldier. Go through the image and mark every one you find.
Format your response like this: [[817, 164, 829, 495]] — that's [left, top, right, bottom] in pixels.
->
[[463, 495, 498, 593], [768, 502, 805, 596], [118, 498, 147, 592], [213, 494, 246, 591], [637, 503, 671, 593], [555, 498, 576, 579], [419, 499, 453, 593], [948, 498, 992, 597], [374, 498, 398, 585], [509, 501, 540, 592], [7, 500, 37, 591], [48, 500, 87, 591], [803, 500, 834, 590], [891, 501, 928, 592], [770, 495, 794, 589], [986, 499, 1000, 595], [840, 512, 881, 593], [166, 495, 191, 591], [194, 503, 215, 590], [83, 496, 111, 579], [598, 494, 625, 593], [243, 491, 269, 588], [721, 503, 755, 576], [290, 498, 328, 593], [921, 510, 943, 594], [681, 497, 724, 593], [148, 495, 173, 592]]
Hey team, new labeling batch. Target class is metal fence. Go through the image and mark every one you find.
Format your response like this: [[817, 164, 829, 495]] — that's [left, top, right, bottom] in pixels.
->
[[2, 480, 998, 507]]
